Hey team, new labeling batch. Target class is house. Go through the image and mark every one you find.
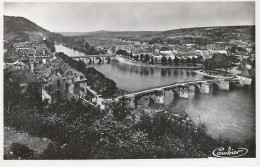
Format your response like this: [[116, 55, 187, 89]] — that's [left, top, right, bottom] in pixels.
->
[[63, 67, 86, 82], [42, 74, 70, 103], [160, 46, 173, 55], [8, 60, 29, 70], [236, 68, 253, 86]]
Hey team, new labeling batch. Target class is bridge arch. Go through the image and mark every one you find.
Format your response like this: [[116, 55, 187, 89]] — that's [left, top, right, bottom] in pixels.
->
[[95, 57, 102, 64], [164, 87, 179, 98], [106, 57, 111, 63], [188, 84, 200, 93], [211, 82, 219, 91], [88, 57, 93, 64], [229, 81, 237, 90]]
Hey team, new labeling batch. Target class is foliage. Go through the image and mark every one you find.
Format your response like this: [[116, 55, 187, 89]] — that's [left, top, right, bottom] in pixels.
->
[[107, 97, 133, 121], [145, 54, 150, 62], [46, 39, 56, 52], [186, 57, 192, 64], [204, 53, 232, 72], [116, 49, 129, 57], [161, 56, 167, 65], [192, 56, 197, 65], [150, 56, 154, 64], [5, 143, 35, 160], [168, 57, 173, 64], [4, 79, 255, 159], [85, 42, 90, 49], [174, 57, 179, 65], [180, 58, 185, 64], [85, 46, 100, 55]]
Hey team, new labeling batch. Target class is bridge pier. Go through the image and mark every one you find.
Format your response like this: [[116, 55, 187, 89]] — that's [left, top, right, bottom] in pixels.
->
[[199, 82, 213, 94], [177, 85, 189, 98], [151, 89, 165, 104], [128, 96, 136, 108], [219, 81, 230, 91]]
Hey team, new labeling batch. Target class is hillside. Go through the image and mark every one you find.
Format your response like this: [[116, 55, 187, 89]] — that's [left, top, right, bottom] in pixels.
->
[[4, 16, 78, 45], [4, 16, 50, 42], [4, 16, 49, 33]]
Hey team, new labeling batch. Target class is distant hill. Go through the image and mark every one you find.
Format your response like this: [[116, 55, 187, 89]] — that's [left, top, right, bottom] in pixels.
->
[[4, 15, 254, 45], [58, 30, 159, 38], [57, 32, 87, 37], [4, 16, 78, 44], [59, 25, 255, 44], [82, 30, 159, 37], [156, 25, 255, 37]]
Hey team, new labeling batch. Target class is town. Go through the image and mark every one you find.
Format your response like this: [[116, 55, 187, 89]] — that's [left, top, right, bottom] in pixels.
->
[[4, 27, 255, 111], [3, 1, 256, 161]]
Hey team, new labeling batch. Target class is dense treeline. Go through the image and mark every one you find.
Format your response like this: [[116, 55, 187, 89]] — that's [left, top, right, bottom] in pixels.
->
[[116, 49, 202, 66], [55, 52, 122, 98]]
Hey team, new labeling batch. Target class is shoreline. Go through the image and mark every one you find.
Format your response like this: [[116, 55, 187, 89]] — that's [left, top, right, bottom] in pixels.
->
[[114, 56, 205, 69]]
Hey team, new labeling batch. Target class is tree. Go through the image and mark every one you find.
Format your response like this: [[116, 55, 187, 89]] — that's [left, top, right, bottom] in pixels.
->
[[192, 56, 197, 65], [150, 57, 154, 64], [108, 97, 132, 121], [46, 40, 56, 53], [197, 56, 203, 63], [180, 58, 185, 64], [154, 58, 158, 63], [186, 57, 192, 64], [168, 57, 172, 64], [116, 49, 124, 55], [145, 54, 150, 62], [204, 53, 232, 73], [174, 57, 179, 65], [161, 56, 167, 65], [86, 46, 99, 55], [85, 42, 90, 49], [222, 56, 232, 73], [130, 52, 133, 59]]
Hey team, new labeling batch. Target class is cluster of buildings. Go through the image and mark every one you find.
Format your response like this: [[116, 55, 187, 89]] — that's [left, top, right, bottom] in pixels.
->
[[106, 36, 255, 65], [4, 38, 106, 109]]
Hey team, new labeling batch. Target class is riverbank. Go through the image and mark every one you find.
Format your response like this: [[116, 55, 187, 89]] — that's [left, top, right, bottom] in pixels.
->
[[115, 56, 204, 69]]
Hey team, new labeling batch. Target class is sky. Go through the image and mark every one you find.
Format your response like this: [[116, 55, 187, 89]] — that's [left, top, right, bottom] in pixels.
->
[[4, 2, 255, 32]]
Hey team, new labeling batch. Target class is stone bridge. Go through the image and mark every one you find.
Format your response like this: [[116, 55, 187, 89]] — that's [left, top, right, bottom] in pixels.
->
[[71, 54, 115, 64], [115, 78, 240, 108]]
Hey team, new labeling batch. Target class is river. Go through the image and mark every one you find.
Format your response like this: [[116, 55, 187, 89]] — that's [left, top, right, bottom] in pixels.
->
[[55, 44, 255, 144]]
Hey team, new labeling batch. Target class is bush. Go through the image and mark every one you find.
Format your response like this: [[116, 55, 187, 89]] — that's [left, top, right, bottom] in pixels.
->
[[6, 143, 35, 160]]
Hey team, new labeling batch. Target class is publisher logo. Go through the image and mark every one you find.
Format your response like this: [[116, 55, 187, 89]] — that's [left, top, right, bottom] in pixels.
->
[[212, 147, 248, 158]]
